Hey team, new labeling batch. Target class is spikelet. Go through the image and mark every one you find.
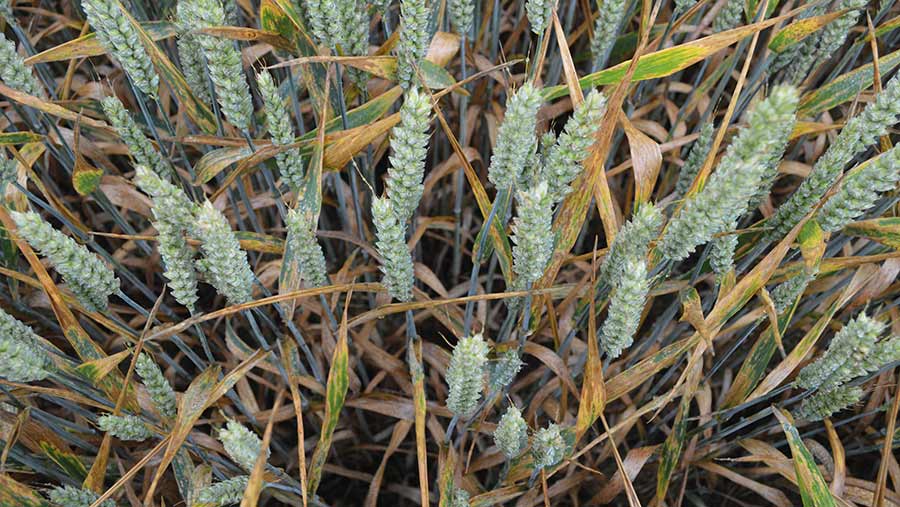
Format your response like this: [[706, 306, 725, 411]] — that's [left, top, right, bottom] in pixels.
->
[[134, 166, 199, 311], [332, 0, 370, 87], [487, 83, 543, 190], [194, 201, 255, 305], [521, 147, 544, 191], [448, 0, 474, 34], [538, 130, 557, 162], [712, 0, 743, 32], [445, 333, 489, 417], [812, 0, 866, 69], [600, 203, 662, 285], [769, 73, 900, 238], [796, 385, 863, 421], [176, 35, 212, 104], [47, 485, 116, 507], [749, 95, 803, 210], [81, 0, 159, 97], [0, 33, 43, 97], [709, 224, 738, 278], [219, 420, 268, 472], [11, 211, 119, 312], [494, 405, 528, 459], [679, 87, 798, 256], [829, 333, 899, 388], [348, 4, 372, 64], [386, 87, 431, 221], [322, 0, 356, 49], [285, 208, 329, 288], [780, 47, 818, 86], [222, 0, 239, 24], [396, 0, 430, 88], [0, 307, 51, 382], [135, 353, 177, 419], [97, 414, 153, 441], [0, 0, 12, 23], [783, 0, 866, 84], [520, 131, 557, 188], [590, 0, 626, 70], [772, 3, 826, 79], [795, 312, 885, 391], [157, 222, 199, 311], [532, 422, 565, 470], [511, 181, 554, 290], [177, 0, 252, 130], [600, 257, 648, 359], [770, 272, 811, 314], [675, 123, 715, 198], [448, 484, 471, 507], [257, 71, 304, 192], [818, 144, 900, 232], [0, 150, 15, 188], [865, 338, 900, 375], [488, 349, 523, 392], [526, 0, 552, 34], [543, 90, 607, 202], [133, 165, 195, 242], [196, 475, 249, 506], [302, 0, 330, 47], [660, 86, 798, 261], [674, 0, 696, 13], [102, 97, 174, 180], [372, 196, 414, 302], [872, 335, 900, 365]]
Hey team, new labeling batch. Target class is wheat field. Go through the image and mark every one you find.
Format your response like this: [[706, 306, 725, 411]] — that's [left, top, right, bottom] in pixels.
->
[[0, 0, 899, 505]]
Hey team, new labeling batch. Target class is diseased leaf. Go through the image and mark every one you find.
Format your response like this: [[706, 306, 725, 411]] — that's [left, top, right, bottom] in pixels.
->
[[622, 114, 661, 205], [437, 443, 458, 507], [656, 360, 701, 502], [769, 11, 848, 53], [844, 217, 900, 249], [574, 282, 605, 438], [0, 83, 111, 131], [40, 441, 89, 482], [799, 48, 900, 116], [542, 16, 792, 101], [773, 408, 838, 507], [0, 475, 52, 507], [434, 100, 515, 283], [697, 461, 792, 507], [306, 294, 351, 497], [197, 26, 294, 53], [74, 349, 130, 381], [25, 22, 177, 64], [409, 338, 429, 507], [0, 132, 43, 145], [71, 162, 103, 196]]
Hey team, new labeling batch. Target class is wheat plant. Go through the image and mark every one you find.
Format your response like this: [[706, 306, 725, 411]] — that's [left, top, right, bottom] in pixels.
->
[[0, 0, 899, 505]]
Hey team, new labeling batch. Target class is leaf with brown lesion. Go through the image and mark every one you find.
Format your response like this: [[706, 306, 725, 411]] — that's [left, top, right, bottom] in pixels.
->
[[0, 474, 53, 507], [774, 408, 839, 507], [197, 26, 295, 53], [621, 113, 662, 206], [142, 350, 268, 503], [305, 291, 352, 498], [24, 21, 177, 64]]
